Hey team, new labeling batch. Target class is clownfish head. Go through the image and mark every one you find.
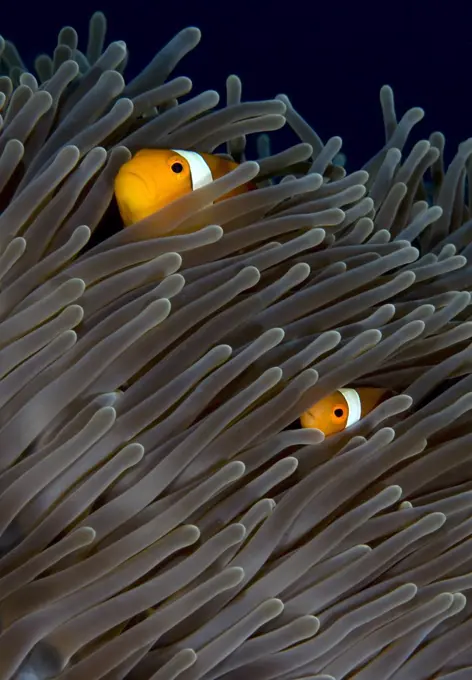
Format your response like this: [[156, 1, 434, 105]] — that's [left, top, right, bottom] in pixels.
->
[[300, 386, 390, 435], [114, 148, 253, 227]]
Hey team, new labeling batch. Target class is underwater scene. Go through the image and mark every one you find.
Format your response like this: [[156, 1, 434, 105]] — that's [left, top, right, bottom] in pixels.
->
[[0, 4, 472, 678]]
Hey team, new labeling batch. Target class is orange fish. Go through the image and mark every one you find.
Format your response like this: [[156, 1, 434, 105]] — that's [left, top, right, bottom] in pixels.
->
[[114, 148, 255, 226], [300, 387, 389, 435]]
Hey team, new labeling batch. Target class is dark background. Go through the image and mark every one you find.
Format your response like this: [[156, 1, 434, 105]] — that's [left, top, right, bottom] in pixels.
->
[[1, 0, 469, 169]]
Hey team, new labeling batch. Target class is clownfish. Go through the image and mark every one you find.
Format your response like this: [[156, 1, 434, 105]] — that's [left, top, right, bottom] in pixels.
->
[[300, 387, 389, 435], [114, 148, 256, 227]]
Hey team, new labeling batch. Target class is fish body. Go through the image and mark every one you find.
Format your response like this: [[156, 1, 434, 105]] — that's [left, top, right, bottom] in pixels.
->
[[114, 148, 255, 226], [300, 387, 389, 435]]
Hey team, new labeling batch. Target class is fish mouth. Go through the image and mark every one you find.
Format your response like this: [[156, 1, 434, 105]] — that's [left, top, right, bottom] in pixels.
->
[[120, 170, 154, 196], [300, 409, 318, 428]]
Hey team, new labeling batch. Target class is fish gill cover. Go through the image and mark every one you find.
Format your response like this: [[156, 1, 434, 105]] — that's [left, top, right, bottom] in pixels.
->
[[0, 10, 471, 680]]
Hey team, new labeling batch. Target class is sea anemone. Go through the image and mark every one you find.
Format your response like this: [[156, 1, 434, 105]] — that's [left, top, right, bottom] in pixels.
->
[[0, 11, 472, 680]]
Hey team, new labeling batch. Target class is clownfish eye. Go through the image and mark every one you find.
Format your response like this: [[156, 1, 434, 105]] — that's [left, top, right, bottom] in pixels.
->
[[333, 407, 345, 419], [171, 161, 184, 174]]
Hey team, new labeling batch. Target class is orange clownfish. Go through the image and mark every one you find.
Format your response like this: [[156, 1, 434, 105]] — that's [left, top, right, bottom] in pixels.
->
[[300, 387, 389, 435], [114, 148, 255, 226]]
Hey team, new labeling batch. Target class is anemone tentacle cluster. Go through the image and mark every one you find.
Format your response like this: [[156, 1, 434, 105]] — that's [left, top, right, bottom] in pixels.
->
[[0, 11, 472, 680]]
